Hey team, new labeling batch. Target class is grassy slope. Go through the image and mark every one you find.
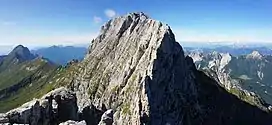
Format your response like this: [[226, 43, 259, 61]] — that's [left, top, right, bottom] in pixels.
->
[[0, 60, 79, 112], [0, 58, 57, 112], [0, 60, 40, 90]]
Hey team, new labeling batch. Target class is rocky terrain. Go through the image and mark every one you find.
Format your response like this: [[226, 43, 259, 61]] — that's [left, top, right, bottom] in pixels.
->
[[184, 45, 272, 56], [188, 50, 272, 105], [0, 45, 59, 112], [1, 12, 272, 125]]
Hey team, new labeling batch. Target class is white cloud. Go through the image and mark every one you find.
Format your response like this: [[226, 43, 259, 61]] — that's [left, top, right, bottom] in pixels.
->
[[104, 9, 116, 18], [93, 16, 102, 24]]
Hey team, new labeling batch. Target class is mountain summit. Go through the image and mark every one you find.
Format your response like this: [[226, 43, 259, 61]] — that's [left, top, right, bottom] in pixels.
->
[[7, 45, 36, 63], [246, 50, 263, 59], [0, 45, 37, 71], [70, 12, 272, 124], [1, 12, 272, 125], [74, 12, 190, 124]]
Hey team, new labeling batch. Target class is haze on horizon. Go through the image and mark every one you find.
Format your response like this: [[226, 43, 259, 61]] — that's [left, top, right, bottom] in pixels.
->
[[0, 0, 271, 50]]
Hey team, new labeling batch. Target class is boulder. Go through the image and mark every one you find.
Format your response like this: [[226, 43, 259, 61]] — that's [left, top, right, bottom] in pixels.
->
[[98, 109, 114, 125], [59, 120, 86, 125], [0, 113, 8, 123], [4, 87, 78, 124], [80, 104, 103, 125], [42, 87, 78, 122], [6, 99, 41, 125]]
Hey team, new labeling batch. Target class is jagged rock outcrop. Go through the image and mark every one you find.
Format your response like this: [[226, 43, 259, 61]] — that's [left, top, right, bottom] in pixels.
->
[[188, 50, 272, 108], [67, 12, 272, 125], [41, 87, 78, 122], [70, 12, 201, 124], [188, 51, 269, 108], [246, 51, 263, 59], [1, 87, 78, 125], [98, 109, 114, 125], [59, 120, 86, 125], [6, 99, 42, 125], [0, 113, 8, 123], [78, 104, 104, 125]]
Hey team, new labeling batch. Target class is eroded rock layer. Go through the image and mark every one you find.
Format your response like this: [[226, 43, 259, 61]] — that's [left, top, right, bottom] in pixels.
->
[[70, 12, 272, 125]]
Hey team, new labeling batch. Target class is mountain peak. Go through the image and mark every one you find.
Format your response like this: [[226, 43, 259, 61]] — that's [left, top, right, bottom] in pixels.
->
[[11, 45, 29, 53], [247, 50, 263, 59], [91, 12, 174, 55], [75, 12, 192, 124], [7, 45, 36, 63], [13, 45, 25, 50], [71, 13, 272, 124], [126, 12, 149, 19]]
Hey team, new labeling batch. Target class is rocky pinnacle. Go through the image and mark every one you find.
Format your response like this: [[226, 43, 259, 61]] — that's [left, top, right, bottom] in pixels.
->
[[71, 12, 200, 124]]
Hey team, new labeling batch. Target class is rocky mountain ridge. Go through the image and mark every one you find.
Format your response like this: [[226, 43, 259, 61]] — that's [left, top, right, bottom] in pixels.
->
[[0, 45, 59, 112], [246, 51, 263, 60], [184, 45, 272, 56], [188, 50, 272, 106], [0, 45, 37, 71], [1, 12, 272, 125]]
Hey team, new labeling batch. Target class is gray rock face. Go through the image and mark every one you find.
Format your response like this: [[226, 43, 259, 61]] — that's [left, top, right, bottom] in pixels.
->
[[59, 120, 86, 125], [0, 113, 8, 123], [98, 109, 114, 125], [6, 99, 42, 125], [194, 52, 234, 90], [246, 51, 263, 60], [3, 87, 78, 125], [79, 104, 104, 125], [70, 12, 200, 125], [188, 51, 269, 108], [68, 12, 272, 125], [41, 87, 78, 122]]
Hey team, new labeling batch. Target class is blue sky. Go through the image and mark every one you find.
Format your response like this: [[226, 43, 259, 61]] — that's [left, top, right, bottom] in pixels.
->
[[0, 0, 272, 52]]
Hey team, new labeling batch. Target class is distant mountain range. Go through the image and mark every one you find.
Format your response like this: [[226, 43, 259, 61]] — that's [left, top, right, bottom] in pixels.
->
[[187, 50, 272, 105], [184, 46, 272, 56], [0, 45, 83, 112], [0, 45, 58, 112], [2, 43, 272, 65], [185, 43, 272, 105], [32, 46, 87, 65], [180, 42, 272, 49]]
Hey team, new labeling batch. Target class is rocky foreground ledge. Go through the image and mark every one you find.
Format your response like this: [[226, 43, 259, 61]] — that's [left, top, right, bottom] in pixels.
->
[[1, 12, 272, 125], [0, 87, 112, 125]]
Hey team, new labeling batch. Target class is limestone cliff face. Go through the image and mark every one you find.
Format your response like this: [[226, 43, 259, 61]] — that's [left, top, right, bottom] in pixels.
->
[[72, 12, 199, 124], [70, 12, 272, 125]]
